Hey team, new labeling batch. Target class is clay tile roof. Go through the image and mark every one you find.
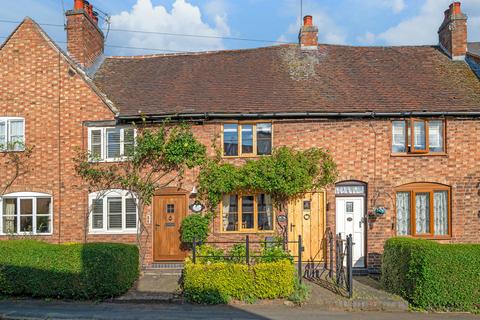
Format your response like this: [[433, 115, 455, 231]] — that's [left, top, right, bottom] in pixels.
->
[[92, 44, 480, 117]]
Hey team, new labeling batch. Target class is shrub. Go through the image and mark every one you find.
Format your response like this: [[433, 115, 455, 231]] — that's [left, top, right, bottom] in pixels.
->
[[257, 238, 293, 263], [195, 245, 224, 263], [381, 237, 480, 311], [0, 240, 139, 300], [183, 260, 295, 304], [227, 244, 248, 264], [288, 278, 311, 305], [180, 214, 211, 245]]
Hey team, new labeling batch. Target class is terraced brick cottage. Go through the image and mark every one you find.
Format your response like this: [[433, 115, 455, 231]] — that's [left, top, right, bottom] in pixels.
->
[[1, 0, 480, 271]]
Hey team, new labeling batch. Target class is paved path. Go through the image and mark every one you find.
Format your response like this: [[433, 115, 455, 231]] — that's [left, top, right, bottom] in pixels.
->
[[0, 300, 478, 320]]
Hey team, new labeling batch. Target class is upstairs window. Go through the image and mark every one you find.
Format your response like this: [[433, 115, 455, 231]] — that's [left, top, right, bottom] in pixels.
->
[[223, 122, 272, 157], [89, 190, 137, 234], [395, 183, 450, 238], [0, 117, 25, 151], [392, 119, 445, 154], [88, 127, 135, 161]]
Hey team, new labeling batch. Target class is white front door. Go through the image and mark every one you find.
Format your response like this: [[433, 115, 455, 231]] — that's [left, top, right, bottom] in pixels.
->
[[336, 197, 365, 268]]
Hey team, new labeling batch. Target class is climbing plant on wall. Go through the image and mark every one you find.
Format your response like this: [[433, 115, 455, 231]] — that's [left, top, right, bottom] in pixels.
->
[[197, 146, 338, 210]]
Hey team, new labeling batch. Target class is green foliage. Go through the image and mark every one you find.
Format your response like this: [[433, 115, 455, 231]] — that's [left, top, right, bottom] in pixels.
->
[[180, 214, 211, 245], [198, 146, 337, 208], [227, 244, 248, 264], [75, 121, 206, 207], [195, 245, 225, 264], [183, 260, 295, 304], [0, 240, 139, 300], [288, 278, 311, 305], [257, 238, 293, 263], [381, 237, 480, 311]]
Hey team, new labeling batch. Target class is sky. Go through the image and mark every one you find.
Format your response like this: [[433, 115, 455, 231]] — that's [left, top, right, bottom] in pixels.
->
[[2, 0, 480, 56]]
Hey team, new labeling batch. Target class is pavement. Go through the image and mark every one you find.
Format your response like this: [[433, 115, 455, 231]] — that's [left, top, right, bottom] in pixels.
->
[[0, 299, 479, 320]]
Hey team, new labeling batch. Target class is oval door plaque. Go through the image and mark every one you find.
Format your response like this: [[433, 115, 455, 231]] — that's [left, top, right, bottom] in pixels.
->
[[347, 217, 353, 222]]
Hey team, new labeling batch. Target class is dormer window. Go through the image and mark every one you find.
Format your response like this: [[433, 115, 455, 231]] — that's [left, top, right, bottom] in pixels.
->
[[392, 119, 445, 154], [0, 117, 25, 151]]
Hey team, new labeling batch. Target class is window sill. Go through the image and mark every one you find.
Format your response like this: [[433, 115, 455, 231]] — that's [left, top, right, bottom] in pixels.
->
[[390, 152, 447, 157], [219, 230, 276, 234], [0, 149, 26, 154], [222, 154, 272, 159], [88, 158, 131, 163], [89, 230, 138, 235], [397, 235, 451, 240], [0, 232, 53, 236]]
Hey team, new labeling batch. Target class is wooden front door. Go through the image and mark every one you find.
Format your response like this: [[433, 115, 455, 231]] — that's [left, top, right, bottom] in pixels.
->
[[153, 194, 187, 261], [288, 192, 325, 262]]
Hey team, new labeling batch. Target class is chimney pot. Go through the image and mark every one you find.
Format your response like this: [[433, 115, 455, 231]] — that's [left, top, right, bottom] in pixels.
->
[[303, 15, 313, 26], [450, 2, 462, 15], [74, 0, 84, 10]]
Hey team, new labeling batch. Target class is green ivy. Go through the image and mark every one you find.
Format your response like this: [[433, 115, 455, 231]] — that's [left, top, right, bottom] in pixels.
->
[[198, 146, 337, 208]]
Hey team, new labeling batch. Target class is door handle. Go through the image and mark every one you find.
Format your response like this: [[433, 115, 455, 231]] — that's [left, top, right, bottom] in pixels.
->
[[155, 224, 160, 227], [290, 224, 295, 232]]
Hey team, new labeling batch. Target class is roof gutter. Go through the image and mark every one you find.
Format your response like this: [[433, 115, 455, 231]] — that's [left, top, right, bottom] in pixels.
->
[[117, 111, 480, 122]]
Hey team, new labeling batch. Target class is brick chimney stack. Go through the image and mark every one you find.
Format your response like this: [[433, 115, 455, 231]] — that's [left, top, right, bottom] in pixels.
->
[[66, 0, 104, 69], [299, 15, 318, 50], [438, 2, 467, 61]]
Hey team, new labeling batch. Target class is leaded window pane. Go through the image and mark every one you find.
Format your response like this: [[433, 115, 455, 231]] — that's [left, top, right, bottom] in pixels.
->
[[257, 194, 273, 231], [241, 125, 253, 154], [242, 196, 254, 230], [434, 191, 448, 235], [396, 192, 410, 235], [222, 195, 238, 231], [415, 192, 430, 234], [106, 128, 121, 159], [429, 120, 444, 152], [223, 124, 238, 156], [392, 121, 406, 153], [257, 123, 272, 155]]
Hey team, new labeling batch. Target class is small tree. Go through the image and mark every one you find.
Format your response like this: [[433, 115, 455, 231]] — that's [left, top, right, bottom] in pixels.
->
[[74, 120, 206, 262], [0, 142, 34, 196]]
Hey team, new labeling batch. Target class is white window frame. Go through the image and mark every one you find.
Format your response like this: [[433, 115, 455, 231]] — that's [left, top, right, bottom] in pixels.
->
[[88, 189, 138, 234], [87, 127, 136, 162], [0, 117, 25, 152], [0, 192, 53, 235]]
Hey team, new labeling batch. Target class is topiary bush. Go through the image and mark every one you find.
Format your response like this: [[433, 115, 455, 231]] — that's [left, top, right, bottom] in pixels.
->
[[180, 213, 211, 245], [381, 237, 480, 311], [183, 259, 295, 304], [0, 240, 139, 300]]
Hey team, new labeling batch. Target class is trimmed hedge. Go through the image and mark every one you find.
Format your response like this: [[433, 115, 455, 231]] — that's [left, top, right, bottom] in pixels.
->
[[0, 240, 139, 299], [183, 260, 295, 304], [381, 237, 480, 311]]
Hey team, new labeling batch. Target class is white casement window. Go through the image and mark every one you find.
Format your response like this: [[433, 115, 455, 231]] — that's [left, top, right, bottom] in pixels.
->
[[88, 190, 138, 234], [0, 117, 25, 151], [88, 127, 135, 162], [0, 192, 53, 235]]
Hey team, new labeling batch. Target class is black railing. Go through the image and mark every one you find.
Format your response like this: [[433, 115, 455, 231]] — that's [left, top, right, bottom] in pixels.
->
[[191, 235, 305, 283], [326, 231, 353, 298]]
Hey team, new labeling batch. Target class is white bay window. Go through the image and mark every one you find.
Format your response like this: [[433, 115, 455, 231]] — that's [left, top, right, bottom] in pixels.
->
[[0, 192, 53, 235], [89, 190, 138, 234]]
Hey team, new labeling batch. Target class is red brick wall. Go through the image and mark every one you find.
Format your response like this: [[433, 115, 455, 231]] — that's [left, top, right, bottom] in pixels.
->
[[0, 19, 124, 245], [66, 10, 104, 69], [2, 20, 479, 269]]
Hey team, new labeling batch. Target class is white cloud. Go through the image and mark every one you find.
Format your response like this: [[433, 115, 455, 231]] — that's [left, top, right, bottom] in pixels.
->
[[368, 0, 480, 46], [356, 31, 377, 45], [108, 0, 230, 55], [385, 0, 406, 13]]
